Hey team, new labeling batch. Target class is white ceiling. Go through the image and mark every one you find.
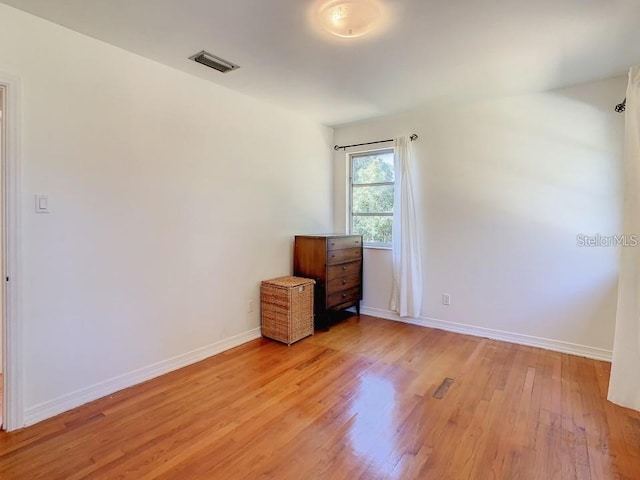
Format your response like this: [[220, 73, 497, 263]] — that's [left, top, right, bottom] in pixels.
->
[[2, 0, 639, 125]]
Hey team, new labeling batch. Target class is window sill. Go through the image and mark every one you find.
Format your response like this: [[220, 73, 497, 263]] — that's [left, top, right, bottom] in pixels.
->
[[363, 245, 392, 251]]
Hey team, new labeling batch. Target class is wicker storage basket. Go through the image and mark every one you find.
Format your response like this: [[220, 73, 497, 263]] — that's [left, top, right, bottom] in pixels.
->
[[261, 276, 315, 345]]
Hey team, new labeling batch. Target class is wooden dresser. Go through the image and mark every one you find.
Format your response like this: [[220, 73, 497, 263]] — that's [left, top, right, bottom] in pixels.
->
[[293, 234, 363, 328]]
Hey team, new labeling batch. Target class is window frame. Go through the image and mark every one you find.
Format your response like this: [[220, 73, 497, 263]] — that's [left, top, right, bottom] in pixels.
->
[[348, 147, 395, 249]]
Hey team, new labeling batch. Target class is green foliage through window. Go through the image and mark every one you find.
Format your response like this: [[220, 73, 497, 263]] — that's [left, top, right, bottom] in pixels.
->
[[350, 150, 394, 246]]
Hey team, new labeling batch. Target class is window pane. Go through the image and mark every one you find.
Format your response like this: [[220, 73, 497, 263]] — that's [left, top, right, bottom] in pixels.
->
[[352, 185, 394, 214], [353, 216, 393, 245], [352, 151, 394, 184]]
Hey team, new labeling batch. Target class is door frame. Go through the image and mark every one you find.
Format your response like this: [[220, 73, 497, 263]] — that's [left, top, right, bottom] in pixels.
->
[[0, 73, 22, 431]]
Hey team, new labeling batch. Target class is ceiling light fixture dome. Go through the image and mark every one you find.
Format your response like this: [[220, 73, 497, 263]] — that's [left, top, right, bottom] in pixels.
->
[[318, 0, 382, 38]]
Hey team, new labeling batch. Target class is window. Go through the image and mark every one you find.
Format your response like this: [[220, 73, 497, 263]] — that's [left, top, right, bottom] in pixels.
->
[[349, 149, 395, 247]]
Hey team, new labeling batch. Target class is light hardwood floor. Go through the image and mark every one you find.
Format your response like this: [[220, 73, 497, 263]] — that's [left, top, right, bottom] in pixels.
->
[[0, 315, 638, 479]]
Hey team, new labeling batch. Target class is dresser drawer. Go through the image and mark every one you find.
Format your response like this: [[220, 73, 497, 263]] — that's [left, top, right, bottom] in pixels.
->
[[327, 261, 361, 280], [327, 286, 360, 308], [327, 247, 362, 265], [327, 236, 362, 251], [327, 273, 361, 293]]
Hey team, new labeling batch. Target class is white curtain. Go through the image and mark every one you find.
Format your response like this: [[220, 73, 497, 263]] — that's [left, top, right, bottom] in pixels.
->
[[390, 136, 422, 318], [608, 66, 640, 412]]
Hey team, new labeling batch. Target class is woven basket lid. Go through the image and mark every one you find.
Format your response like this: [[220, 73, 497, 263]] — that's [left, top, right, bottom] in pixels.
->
[[262, 276, 315, 287]]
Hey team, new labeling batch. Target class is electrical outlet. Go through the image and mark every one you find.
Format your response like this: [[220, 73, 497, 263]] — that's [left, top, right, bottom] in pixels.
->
[[442, 294, 451, 306], [248, 299, 254, 313]]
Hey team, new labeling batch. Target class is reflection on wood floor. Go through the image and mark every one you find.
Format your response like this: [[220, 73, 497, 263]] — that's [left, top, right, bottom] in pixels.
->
[[0, 315, 638, 479]]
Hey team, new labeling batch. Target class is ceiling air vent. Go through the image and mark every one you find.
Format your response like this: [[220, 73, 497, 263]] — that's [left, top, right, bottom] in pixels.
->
[[189, 50, 240, 73]]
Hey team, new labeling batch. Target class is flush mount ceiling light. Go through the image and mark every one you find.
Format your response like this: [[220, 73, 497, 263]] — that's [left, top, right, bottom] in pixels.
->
[[318, 0, 382, 38]]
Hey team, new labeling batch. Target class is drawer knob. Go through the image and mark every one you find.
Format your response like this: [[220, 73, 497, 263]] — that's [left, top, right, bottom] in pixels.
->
[[342, 293, 347, 298], [342, 279, 347, 285], [342, 266, 347, 271]]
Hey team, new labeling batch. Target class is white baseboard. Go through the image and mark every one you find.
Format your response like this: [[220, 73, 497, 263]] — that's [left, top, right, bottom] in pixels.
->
[[360, 306, 613, 362], [23, 328, 262, 427], [22, 309, 613, 427]]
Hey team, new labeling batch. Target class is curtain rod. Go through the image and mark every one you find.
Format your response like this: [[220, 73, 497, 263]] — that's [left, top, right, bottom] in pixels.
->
[[334, 133, 418, 151], [615, 98, 626, 113]]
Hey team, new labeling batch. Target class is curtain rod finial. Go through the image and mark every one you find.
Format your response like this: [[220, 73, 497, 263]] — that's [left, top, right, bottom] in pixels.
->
[[410, 134, 418, 141], [333, 145, 341, 151]]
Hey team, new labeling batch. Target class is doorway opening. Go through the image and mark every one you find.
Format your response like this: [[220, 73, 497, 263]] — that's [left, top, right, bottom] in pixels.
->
[[0, 76, 19, 432], [0, 85, 4, 429]]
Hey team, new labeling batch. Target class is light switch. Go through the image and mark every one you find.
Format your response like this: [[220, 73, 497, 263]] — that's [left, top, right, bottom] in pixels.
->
[[35, 194, 49, 213]]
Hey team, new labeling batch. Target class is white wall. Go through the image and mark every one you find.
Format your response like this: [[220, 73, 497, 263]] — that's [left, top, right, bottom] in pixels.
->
[[334, 76, 625, 356], [0, 4, 333, 425]]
